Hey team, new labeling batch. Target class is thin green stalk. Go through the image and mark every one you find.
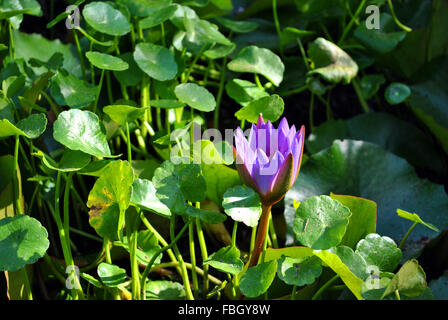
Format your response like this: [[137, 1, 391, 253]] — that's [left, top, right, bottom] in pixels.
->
[[106, 71, 114, 104], [127, 215, 141, 300], [395, 289, 401, 300], [338, 0, 367, 45], [189, 222, 199, 298], [183, 44, 208, 83], [8, 22, 14, 59], [103, 238, 121, 300], [399, 221, 418, 249], [140, 219, 192, 299], [41, 91, 60, 116], [125, 121, 132, 163], [150, 262, 221, 286], [291, 285, 297, 300], [272, 0, 284, 57], [195, 215, 209, 297], [69, 227, 102, 243], [352, 78, 370, 113], [312, 275, 340, 300], [73, 30, 86, 81], [12, 135, 22, 215], [249, 226, 257, 254], [231, 221, 238, 248], [268, 214, 279, 249], [93, 69, 105, 114], [254, 74, 263, 90], [214, 55, 228, 129], [387, 0, 412, 32]]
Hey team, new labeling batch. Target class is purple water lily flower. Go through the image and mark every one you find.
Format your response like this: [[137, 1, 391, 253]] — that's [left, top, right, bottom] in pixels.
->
[[234, 115, 305, 205]]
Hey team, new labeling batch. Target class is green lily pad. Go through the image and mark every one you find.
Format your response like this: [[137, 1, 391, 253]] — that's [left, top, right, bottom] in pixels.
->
[[201, 164, 241, 205], [225, 79, 269, 107], [174, 83, 216, 112], [203, 245, 244, 275], [227, 45, 284, 86], [80, 273, 103, 288], [87, 160, 134, 240], [97, 262, 127, 287], [152, 159, 206, 214], [385, 83, 411, 105], [134, 43, 177, 81], [396, 209, 439, 232], [355, 233, 402, 273], [145, 280, 185, 300], [305, 112, 446, 174], [103, 105, 148, 125], [113, 52, 144, 87], [277, 255, 322, 287], [0, 113, 47, 139], [203, 43, 235, 60], [184, 18, 232, 47], [3, 75, 25, 98], [330, 194, 377, 250], [239, 260, 277, 298], [312, 249, 363, 300], [117, 0, 172, 17], [360, 74, 386, 99], [50, 71, 97, 108], [131, 178, 171, 218], [41, 149, 91, 172], [0, 214, 49, 271], [332, 246, 369, 280], [307, 37, 358, 84], [139, 5, 177, 29], [215, 17, 258, 33], [149, 100, 185, 109], [354, 13, 406, 54], [235, 94, 284, 123], [293, 195, 351, 250], [222, 185, 262, 228], [284, 140, 448, 258], [83, 2, 131, 36], [85, 52, 129, 71], [381, 259, 427, 299], [53, 109, 111, 158], [183, 206, 226, 224]]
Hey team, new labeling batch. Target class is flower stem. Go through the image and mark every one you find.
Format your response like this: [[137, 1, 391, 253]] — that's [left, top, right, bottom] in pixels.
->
[[248, 204, 272, 268]]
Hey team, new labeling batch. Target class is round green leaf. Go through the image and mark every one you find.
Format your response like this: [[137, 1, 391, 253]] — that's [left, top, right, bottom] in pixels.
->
[[355, 233, 402, 273], [87, 161, 134, 239], [201, 164, 241, 205], [225, 79, 269, 107], [50, 71, 97, 108], [0, 113, 47, 139], [83, 2, 131, 36], [134, 42, 177, 81], [332, 246, 369, 280], [152, 159, 206, 214], [174, 83, 216, 112], [360, 74, 386, 99], [293, 195, 351, 250], [284, 140, 448, 258], [42, 149, 91, 172], [203, 246, 244, 275], [145, 280, 185, 300], [354, 13, 406, 54], [215, 17, 258, 33], [131, 178, 171, 218], [53, 109, 111, 158], [139, 5, 177, 29], [113, 52, 144, 87], [234, 94, 284, 123], [307, 37, 358, 84], [97, 262, 127, 287], [385, 83, 411, 105], [85, 52, 129, 71], [149, 99, 185, 109], [222, 185, 262, 227], [277, 255, 322, 287], [227, 45, 284, 86], [239, 260, 277, 298], [381, 259, 427, 299], [227, 46, 285, 86], [184, 206, 226, 224], [0, 214, 49, 271], [103, 105, 148, 125]]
